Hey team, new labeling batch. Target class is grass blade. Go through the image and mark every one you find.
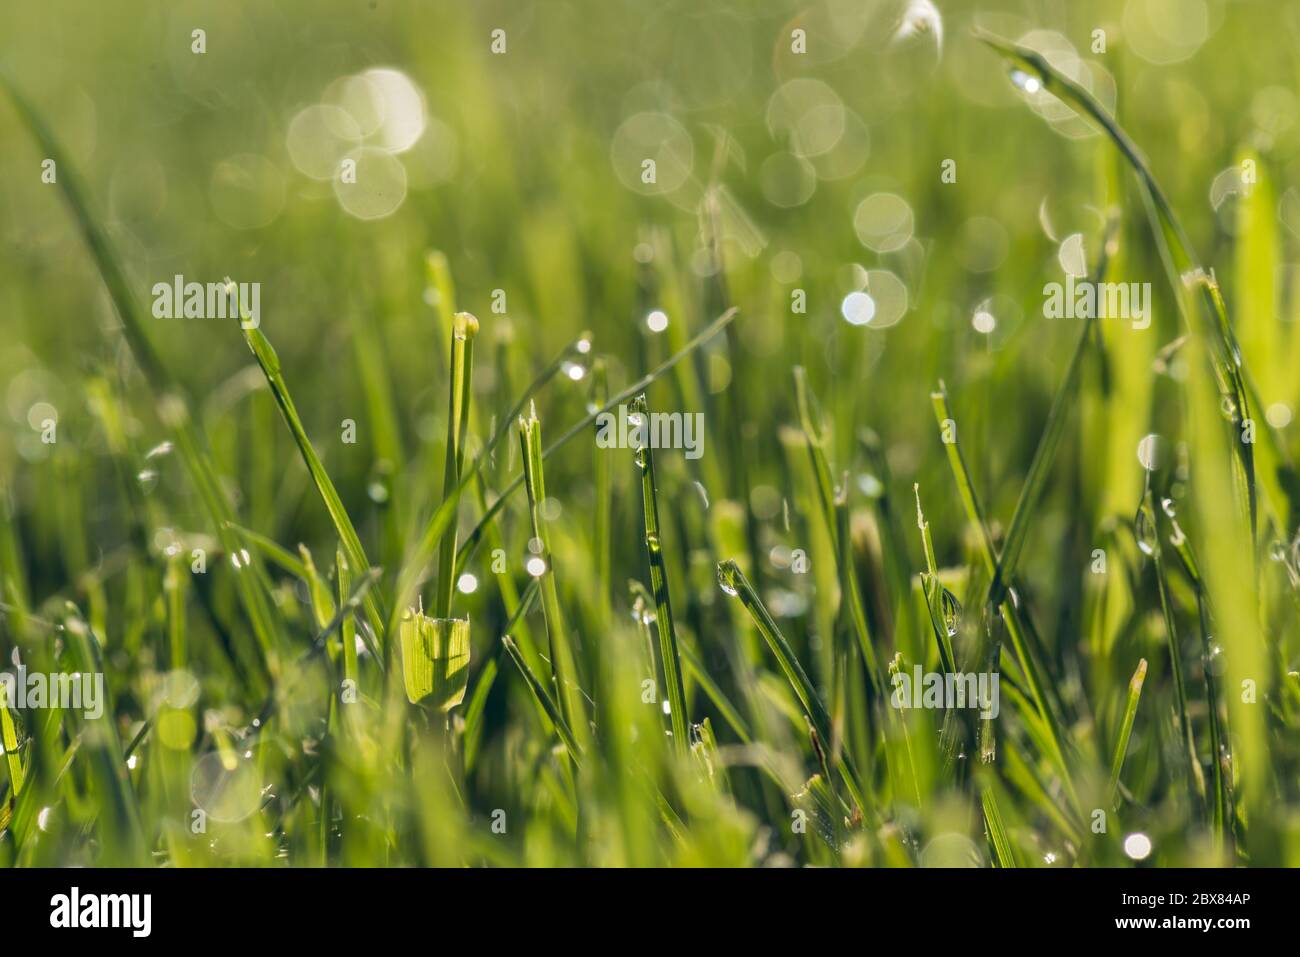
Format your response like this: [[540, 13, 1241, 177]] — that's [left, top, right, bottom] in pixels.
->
[[238, 306, 387, 664], [518, 404, 590, 753], [1108, 658, 1148, 805], [432, 313, 479, 620], [630, 394, 691, 756], [717, 559, 873, 824], [502, 635, 581, 763], [793, 367, 883, 693]]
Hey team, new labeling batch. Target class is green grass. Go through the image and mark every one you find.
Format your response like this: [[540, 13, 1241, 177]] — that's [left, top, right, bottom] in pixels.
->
[[1, 0, 1298, 868]]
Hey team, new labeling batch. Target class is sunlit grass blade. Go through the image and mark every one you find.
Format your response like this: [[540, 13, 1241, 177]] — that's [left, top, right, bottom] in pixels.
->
[[0, 685, 24, 797], [980, 784, 1019, 868], [398, 610, 470, 710], [1108, 658, 1148, 805], [433, 312, 479, 620]]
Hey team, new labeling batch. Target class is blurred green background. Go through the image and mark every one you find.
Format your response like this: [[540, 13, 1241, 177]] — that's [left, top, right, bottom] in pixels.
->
[[1, 0, 1298, 867]]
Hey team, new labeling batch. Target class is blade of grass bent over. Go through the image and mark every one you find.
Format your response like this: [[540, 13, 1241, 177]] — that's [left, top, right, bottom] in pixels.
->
[[975, 31, 1276, 540]]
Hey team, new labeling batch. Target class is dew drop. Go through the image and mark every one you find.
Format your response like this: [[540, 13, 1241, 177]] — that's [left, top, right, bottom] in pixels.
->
[[1134, 505, 1157, 557], [716, 563, 739, 597], [1010, 69, 1042, 94]]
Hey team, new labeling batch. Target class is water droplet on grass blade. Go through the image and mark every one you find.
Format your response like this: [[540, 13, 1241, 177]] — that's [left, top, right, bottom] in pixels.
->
[[1134, 503, 1158, 557], [1137, 434, 1162, 471], [940, 588, 962, 637], [716, 561, 740, 597], [1009, 69, 1041, 94]]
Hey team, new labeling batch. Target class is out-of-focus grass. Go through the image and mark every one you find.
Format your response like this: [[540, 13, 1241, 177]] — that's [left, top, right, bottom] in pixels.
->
[[1, 0, 1298, 867]]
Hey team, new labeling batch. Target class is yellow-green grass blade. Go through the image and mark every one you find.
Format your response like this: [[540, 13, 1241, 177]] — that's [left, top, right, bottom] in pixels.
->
[[399, 611, 471, 711], [433, 313, 479, 620], [980, 783, 1019, 868], [1108, 658, 1148, 805]]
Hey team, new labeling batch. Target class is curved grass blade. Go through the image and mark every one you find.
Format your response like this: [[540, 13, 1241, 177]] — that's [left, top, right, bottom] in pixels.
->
[[975, 31, 1279, 539]]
